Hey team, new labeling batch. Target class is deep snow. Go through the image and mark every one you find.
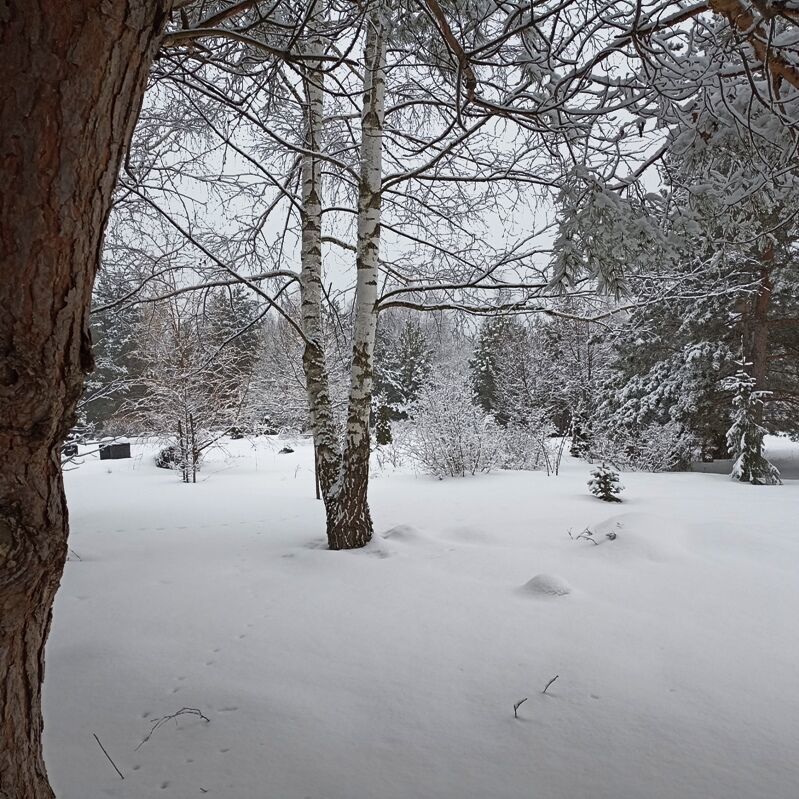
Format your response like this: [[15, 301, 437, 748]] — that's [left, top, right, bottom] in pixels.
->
[[46, 436, 799, 798]]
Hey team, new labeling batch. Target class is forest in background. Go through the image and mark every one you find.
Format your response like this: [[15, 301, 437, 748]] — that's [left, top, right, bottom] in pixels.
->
[[3, 3, 799, 797], [81, 0, 799, 502]]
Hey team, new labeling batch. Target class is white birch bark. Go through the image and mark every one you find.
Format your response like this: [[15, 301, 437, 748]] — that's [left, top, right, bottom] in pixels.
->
[[327, 1, 387, 549], [298, 3, 341, 501]]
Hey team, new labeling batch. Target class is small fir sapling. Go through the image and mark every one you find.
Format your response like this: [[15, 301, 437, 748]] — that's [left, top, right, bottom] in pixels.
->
[[588, 463, 624, 502], [725, 367, 781, 485]]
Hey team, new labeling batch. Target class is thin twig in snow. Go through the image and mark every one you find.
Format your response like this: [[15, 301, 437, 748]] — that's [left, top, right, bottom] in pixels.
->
[[542, 675, 559, 694], [92, 733, 124, 779], [136, 707, 210, 751], [513, 697, 528, 718]]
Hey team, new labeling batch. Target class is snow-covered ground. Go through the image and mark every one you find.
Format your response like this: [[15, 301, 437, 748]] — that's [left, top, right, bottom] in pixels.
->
[[46, 436, 799, 799]]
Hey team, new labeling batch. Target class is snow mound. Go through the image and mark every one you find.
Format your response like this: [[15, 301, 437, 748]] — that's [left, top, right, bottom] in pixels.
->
[[381, 524, 420, 542], [365, 539, 393, 558], [583, 513, 689, 562], [521, 573, 572, 597]]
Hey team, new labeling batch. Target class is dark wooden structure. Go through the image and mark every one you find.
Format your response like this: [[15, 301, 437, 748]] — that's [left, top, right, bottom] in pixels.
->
[[99, 443, 131, 460]]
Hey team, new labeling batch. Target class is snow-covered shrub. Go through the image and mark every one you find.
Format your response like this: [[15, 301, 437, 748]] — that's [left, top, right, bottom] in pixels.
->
[[497, 414, 558, 473], [588, 464, 624, 502], [725, 369, 781, 485], [374, 425, 405, 470], [400, 371, 502, 478], [154, 442, 202, 479], [589, 421, 696, 472], [154, 445, 181, 470]]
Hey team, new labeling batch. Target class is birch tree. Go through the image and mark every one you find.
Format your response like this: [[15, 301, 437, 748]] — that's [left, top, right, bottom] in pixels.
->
[[324, 2, 387, 547], [132, 0, 562, 549], [84, 0, 799, 558]]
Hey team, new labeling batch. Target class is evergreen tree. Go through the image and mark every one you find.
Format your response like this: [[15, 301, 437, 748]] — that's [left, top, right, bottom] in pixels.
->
[[374, 403, 393, 447], [202, 285, 263, 429], [596, 91, 799, 459], [203, 285, 262, 376], [471, 309, 608, 454], [470, 316, 527, 421], [539, 313, 607, 455], [588, 464, 625, 502], [82, 269, 144, 431], [726, 366, 781, 486], [600, 302, 736, 461], [373, 317, 432, 441]]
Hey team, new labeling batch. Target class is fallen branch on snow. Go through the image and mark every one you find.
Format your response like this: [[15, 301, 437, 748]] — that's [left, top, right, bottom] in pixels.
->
[[136, 707, 210, 751], [542, 675, 559, 694], [92, 732, 124, 779]]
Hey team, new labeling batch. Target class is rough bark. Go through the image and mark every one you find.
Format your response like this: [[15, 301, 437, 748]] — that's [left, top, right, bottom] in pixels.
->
[[298, 7, 341, 503], [0, 2, 169, 797], [709, 0, 799, 91], [750, 252, 773, 393], [326, 4, 386, 551], [749, 247, 774, 425]]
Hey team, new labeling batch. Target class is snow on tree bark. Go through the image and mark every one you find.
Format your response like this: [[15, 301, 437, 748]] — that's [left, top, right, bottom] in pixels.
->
[[299, 3, 342, 504], [748, 248, 774, 422], [295, 2, 386, 549], [0, 2, 169, 796], [326, 4, 387, 550]]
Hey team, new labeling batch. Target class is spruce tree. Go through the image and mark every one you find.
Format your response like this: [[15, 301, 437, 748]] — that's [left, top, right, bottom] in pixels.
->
[[726, 366, 781, 485], [595, 94, 799, 460], [82, 269, 144, 431], [470, 316, 527, 421], [588, 464, 625, 502], [374, 317, 431, 420]]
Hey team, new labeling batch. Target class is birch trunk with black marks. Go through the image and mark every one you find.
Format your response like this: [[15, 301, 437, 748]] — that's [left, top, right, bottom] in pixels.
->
[[325, 6, 386, 550], [0, 3, 169, 797], [299, 7, 341, 503]]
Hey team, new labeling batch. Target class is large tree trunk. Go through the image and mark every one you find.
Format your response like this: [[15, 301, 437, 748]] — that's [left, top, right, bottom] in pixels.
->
[[326, 4, 387, 551], [0, 3, 169, 797], [749, 249, 773, 423], [740, 244, 774, 428]]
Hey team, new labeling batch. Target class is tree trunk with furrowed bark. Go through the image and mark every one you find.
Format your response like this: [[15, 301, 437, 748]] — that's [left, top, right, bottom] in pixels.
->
[[749, 248, 773, 424], [0, 3, 169, 796]]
